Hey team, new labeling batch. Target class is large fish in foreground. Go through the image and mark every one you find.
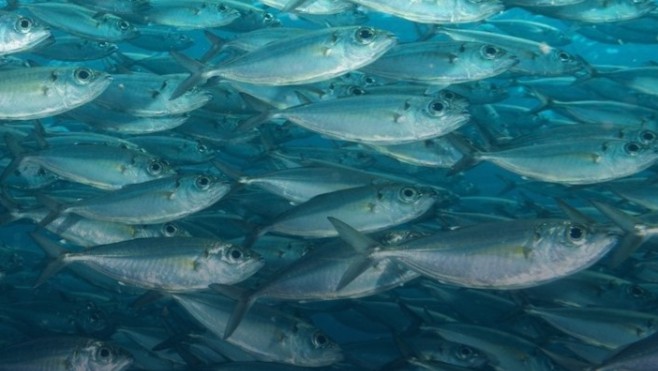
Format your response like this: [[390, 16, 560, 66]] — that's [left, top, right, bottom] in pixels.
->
[[331, 217, 619, 290], [170, 25, 397, 99]]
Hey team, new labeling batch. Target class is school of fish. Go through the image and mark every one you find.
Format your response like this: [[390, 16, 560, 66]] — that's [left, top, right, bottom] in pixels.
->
[[0, 0, 657, 370]]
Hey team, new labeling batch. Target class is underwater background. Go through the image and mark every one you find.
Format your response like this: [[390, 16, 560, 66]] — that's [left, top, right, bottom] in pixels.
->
[[1, 0, 658, 370]]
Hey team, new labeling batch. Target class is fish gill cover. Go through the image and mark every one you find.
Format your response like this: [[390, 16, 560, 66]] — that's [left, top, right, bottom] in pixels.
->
[[0, 0, 657, 370]]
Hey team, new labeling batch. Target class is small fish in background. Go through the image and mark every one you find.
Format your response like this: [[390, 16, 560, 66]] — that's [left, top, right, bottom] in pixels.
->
[[0, 0, 657, 369]]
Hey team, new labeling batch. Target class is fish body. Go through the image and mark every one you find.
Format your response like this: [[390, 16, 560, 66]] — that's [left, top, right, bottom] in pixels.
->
[[33, 234, 264, 291], [41, 174, 231, 225], [261, 92, 470, 145], [25, 2, 139, 42], [0, 67, 112, 120]]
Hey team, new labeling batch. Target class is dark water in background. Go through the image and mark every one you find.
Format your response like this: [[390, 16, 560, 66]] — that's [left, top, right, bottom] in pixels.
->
[[1, 2, 658, 370]]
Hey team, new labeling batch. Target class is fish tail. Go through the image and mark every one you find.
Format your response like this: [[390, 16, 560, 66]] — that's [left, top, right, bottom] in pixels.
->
[[30, 231, 69, 287], [35, 194, 63, 227], [0, 134, 27, 184], [328, 217, 380, 291], [590, 200, 648, 267], [209, 284, 256, 339], [236, 111, 274, 132], [199, 30, 226, 63], [169, 52, 208, 101], [446, 134, 481, 176]]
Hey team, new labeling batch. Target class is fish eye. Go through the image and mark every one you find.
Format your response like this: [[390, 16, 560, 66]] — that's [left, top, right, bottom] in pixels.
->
[[640, 130, 656, 144], [74, 68, 93, 83], [628, 285, 646, 298], [348, 86, 366, 96], [97, 41, 109, 48], [456, 345, 475, 360], [441, 90, 456, 100], [355, 27, 375, 44], [312, 331, 329, 348], [428, 99, 447, 114], [263, 12, 274, 22], [195, 175, 211, 190], [364, 76, 375, 85], [558, 51, 572, 62], [624, 141, 642, 155], [96, 346, 112, 361], [480, 44, 501, 59], [567, 224, 586, 243], [118, 20, 131, 31], [15, 17, 32, 33], [148, 160, 164, 175], [399, 187, 419, 202], [217, 2, 229, 11], [163, 223, 178, 236], [227, 247, 243, 262], [197, 143, 210, 153]]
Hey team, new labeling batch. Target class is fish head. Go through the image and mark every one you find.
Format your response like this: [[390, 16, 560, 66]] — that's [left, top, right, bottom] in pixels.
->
[[341, 26, 397, 62], [3, 13, 52, 52], [477, 43, 520, 71], [142, 158, 176, 180], [157, 222, 191, 238], [375, 184, 438, 218], [200, 242, 264, 284], [289, 323, 344, 366], [91, 40, 119, 54], [421, 90, 471, 123], [110, 16, 139, 40], [76, 302, 116, 338], [58, 67, 113, 107], [81, 339, 133, 371], [542, 220, 620, 268], [445, 341, 490, 368], [549, 49, 592, 76], [182, 174, 232, 204]]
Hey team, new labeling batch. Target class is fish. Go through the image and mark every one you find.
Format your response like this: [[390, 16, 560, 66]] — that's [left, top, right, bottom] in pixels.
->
[[126, 0, 242, 29], [170, 25, 397, 99], [25, 2, 139, 42], [37, 174, 231, 225], [243, 91, 470, 145], [0, 336, 133, 371], [32, 35, 118, 61], [250, 184, 438, 240], [453, 130, 658, 185], [171, 293, 344, 366], [346, 0, 505, 24], [32, 233, 264, 291], [362, 41, 519, 85], [0, 1, 657, 368], [0, 66, 112, 120], [1, 138, 176, 190], [0, 10, 51, 56], [331, 216, 619, 289]]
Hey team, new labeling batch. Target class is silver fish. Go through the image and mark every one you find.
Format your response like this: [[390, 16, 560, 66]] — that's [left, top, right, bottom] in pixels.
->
[[39, 174, 231, 225], [171, 25, 397, 98], [0, 11, 51, 56], [247, 91, 470, 145], [0, 66, 112, 120], [332, 217, 619, 289], [172, 293, 344, 366], [348, 0, 504, 24], [0, 336, 133, 371], [25, 2, 139, 42], [32, 234, 264, 291]]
